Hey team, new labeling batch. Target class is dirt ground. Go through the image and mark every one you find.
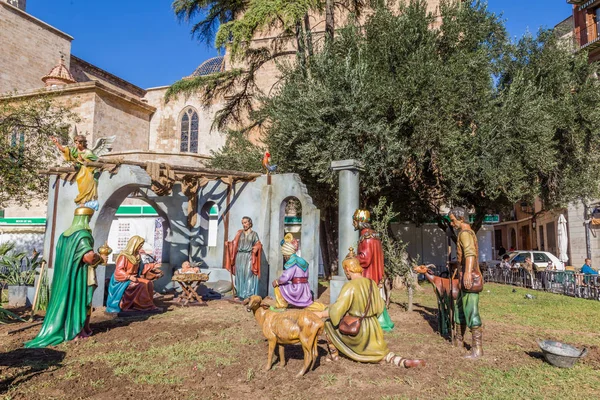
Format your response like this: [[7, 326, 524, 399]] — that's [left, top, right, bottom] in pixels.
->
[[1, 283, 599, 400]]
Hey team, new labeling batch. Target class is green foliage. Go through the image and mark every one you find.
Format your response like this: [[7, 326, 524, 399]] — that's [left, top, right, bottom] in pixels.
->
[[0, 250, 40, 286], [0, 307, 24, 324], [172, 0, 249, 47], [35, 265, 50, 312], [0, 242, 15, 257], [495, 29, 600, 208], [168, 0, 370, 131], [370, 197, 414, 286], [207, 130, 264, 172], [261, 1, 600, 230], [215, 0, 322, 60], [175, 0, 600, 237], [164, 70, 242, 104], [0, 95, 78, 208]]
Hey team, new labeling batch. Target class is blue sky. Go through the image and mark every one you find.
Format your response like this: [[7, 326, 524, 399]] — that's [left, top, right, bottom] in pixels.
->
[[27, 1, 573, 89]]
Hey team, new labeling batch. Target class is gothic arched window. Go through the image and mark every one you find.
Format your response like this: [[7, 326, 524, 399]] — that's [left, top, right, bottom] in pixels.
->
[[180, 107, 199, 153], [10, 128, 24, 164]]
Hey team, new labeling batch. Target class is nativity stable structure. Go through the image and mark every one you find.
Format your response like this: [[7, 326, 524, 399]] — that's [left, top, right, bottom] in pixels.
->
[[41, 159, 321, 307]]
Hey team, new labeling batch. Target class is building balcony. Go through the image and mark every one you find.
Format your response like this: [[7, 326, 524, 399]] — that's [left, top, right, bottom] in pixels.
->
[[574, 22, 600, 52], [568, 0, 599, 9]]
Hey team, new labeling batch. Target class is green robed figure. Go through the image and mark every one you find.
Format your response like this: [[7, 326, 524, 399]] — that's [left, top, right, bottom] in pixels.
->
[[25, 207, 105, 348], [449, 207, 484, 359]]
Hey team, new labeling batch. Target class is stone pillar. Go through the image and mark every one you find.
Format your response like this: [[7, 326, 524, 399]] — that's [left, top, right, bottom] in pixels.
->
[[329, 159, 363, 303]]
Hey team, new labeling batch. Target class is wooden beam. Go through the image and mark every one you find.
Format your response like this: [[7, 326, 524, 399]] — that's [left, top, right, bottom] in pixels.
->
[[40, 158, 262, 181], [91, 158, 262, 179]]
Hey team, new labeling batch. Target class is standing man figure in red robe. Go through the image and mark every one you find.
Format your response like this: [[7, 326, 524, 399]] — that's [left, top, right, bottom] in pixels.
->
[[353, 209, 394, 331], [225, 216, 262, 300]]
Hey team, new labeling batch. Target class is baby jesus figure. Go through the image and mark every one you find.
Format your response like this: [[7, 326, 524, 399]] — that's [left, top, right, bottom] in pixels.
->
[[178, 261, 201, 274]]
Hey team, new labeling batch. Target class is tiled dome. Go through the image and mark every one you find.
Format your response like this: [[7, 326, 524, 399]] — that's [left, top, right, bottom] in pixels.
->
[[41, 56, 76, 86], [189, 56, 225, 77]]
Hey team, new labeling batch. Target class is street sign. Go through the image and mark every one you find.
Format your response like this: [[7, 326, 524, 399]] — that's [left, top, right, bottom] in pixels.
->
[[468, 214, 500, 224], [0, 218, 47, 225], [115, 205, 158, 216]]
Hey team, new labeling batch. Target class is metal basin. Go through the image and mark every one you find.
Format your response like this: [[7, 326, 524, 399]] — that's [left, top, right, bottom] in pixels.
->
[[537, 340, 587, 368]]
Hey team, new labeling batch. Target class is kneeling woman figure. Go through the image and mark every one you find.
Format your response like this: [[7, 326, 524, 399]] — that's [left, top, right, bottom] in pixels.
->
[[106, 236, 161, 313]]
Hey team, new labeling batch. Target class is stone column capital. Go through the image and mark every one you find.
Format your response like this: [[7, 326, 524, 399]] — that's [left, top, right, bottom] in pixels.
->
[[331, 159, 364, 172]]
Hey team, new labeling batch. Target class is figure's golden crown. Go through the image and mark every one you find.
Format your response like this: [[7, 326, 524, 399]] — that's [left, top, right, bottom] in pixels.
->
[[353, 209, 370, 222], [74, 207, 94, 216]]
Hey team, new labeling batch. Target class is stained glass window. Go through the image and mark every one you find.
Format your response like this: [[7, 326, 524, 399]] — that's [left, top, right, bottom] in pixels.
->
[[10, 129, 25, 164], [190, 111, 199, 153], [180, 112, 189, 152], [180, 108, 199, 153]]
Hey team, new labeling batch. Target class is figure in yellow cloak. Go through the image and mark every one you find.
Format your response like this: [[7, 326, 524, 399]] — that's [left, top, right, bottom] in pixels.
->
[[51, 132, 115, 210]]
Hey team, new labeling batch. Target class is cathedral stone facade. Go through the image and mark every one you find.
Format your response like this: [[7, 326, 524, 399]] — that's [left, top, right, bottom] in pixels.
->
[[0, 0, 228, 235]]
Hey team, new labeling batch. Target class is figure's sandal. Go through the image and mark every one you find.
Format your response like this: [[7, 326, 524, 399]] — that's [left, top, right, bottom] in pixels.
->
[[326, 342, 340, 361], [385, 353, 426, 368]]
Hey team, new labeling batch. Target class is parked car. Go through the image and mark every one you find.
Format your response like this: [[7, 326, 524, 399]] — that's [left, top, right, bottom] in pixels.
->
[[490, 250, 565, 271]]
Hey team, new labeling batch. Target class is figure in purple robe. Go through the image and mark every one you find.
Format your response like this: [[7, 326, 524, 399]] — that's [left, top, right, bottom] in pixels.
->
[[272, 234, 325, 311]]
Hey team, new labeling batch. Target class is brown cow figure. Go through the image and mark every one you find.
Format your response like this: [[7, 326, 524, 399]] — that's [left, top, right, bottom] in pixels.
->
[[243, 295, 324, 378]]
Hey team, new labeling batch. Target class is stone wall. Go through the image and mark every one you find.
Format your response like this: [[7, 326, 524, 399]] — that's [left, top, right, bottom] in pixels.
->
[[58, 89, 98, 137], [69, 56, 146, 98], [92, 91, 152, 154], [393, 223, 494, 266], [0, 2, 72, 94], [0, 230, 43, 254], [144, 87, 227, 158], [2, 199, 48, 219]]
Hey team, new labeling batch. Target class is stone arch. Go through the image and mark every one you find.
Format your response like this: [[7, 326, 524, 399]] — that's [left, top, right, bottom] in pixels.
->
[[266, 174, 320, 297], [96, 192, 172, 254], [276, 196, 303, 267], [94, 185, 171, 246]]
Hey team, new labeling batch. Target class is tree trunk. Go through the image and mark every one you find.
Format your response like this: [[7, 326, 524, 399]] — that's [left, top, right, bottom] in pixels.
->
[[471, 206, 487, 234], [319, 219, 332, 279], [384, 277, 392, 308], [304, 14, 314, 59], [325, 0, 334, 41], [407, 284, 414, 312], [322, 206, 338, 276], [295, 21, 306, 68]]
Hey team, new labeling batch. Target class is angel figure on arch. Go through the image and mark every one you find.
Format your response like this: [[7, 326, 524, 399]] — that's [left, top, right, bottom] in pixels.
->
[[51, 129, 115, 210]]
